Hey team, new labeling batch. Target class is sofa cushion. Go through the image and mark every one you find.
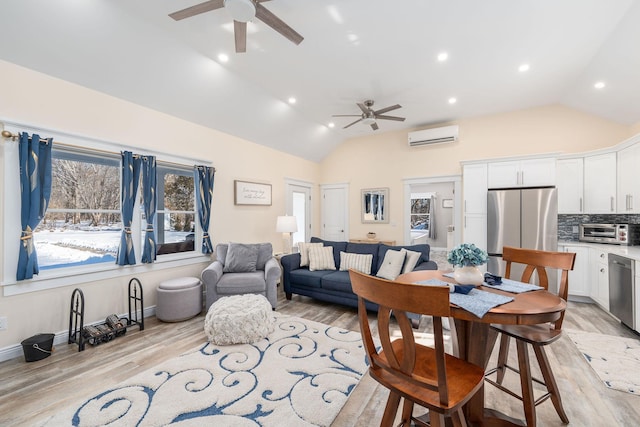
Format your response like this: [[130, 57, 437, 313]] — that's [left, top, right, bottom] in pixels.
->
[[311, 237, 348, 268], [289, 269, 333, 288], [223, 242, 258, 273], [376, 249, 407, 280], [345, 242, 380, 274], [309, 246, 337, 271], [216, 242, 272, 271], [298, 242, 323, 267], [321, 271, 353, 293], [377, 244, 431, 272], [339, 251, 373, 275], [402, 249, 422, 274], [217, 271, 266, 293]]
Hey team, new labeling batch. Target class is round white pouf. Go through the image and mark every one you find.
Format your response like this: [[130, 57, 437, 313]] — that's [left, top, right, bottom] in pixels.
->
[[204, 294, 275, 345]]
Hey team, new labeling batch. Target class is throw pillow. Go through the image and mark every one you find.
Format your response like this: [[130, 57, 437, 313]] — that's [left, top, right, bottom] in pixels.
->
[[401, 249, 422, 274], [298, 242, 323, 267], [223, 242, 258, 273], [339, 251, 374, 275], [308, 246, 337, 272], [376, 249, 407, 280]]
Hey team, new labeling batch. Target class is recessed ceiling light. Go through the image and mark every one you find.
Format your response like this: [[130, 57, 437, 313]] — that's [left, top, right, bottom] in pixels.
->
[[518, 64, 530, 72], [288, 97, 297, 104], [594, 81, 606, 89], [328, 122, 335, 128], [218, 53, 229, 63], [437, 52, 448, 62], [448, 97, 457, 104]]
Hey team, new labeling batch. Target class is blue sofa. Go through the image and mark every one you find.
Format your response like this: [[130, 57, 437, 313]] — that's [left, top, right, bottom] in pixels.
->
[[281, 237, 438, 311]]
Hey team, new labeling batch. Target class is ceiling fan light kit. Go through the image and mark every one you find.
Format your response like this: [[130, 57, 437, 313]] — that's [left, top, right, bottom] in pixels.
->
[[332, 99, 406, 131], [169, 0, 303, 53], [224, 0, 255, 22]]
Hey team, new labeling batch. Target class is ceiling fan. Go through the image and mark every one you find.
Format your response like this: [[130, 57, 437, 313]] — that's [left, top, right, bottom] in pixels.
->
[[332, 100, 406, 131], [169, 0, 304, 53]]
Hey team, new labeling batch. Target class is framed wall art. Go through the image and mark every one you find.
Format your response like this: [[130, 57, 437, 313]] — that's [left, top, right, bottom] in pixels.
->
[[234, 180, 272, 206]]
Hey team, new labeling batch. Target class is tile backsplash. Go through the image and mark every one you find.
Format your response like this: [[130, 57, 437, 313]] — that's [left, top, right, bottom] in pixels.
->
[[558, 214, 640, 241]]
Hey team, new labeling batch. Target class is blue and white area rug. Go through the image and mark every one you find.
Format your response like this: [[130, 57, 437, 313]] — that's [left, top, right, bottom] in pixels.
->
[[566, 330, 640, 396], [43, 315, 368, 426]]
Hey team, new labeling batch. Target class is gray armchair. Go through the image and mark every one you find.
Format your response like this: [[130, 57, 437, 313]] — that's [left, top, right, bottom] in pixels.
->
[[201, 242, 280, 310]]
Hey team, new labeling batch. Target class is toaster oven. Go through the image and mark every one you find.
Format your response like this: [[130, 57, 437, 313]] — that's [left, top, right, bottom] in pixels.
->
[[579, 223, 640, 245]]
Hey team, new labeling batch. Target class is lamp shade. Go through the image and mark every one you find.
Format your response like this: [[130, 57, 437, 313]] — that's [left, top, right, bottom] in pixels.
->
[[276, 215, 298, 233]]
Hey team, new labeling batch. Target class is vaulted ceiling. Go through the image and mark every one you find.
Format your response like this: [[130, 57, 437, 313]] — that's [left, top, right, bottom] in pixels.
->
[[2, 0, 639, 162]]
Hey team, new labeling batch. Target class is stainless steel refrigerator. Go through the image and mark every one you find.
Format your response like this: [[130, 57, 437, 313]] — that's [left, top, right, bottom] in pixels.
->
[[487, 187, 558, 289]]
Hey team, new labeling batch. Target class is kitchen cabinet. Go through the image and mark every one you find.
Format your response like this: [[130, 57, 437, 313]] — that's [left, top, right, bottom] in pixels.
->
[[556, 158, 583, 214], [487, 158, 556, 188], [559, 244, 589, 297], [589, 248, 609, 310], [462, 163, 487, 250], [463, 163, 487, 214], [617, 143, 640, 213], [583, 153, 616, 213], [635, 262, 640, 332]]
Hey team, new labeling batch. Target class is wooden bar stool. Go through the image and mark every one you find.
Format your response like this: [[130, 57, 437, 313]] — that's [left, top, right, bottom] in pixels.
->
[[485, 246, 576, 427]]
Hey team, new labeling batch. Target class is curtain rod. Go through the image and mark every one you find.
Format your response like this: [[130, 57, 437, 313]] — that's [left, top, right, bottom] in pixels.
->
[[1, 130, 215, 171]]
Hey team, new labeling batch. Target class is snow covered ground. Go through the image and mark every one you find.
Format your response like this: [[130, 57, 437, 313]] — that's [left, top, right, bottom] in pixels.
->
[[33, 229, 190, 269]]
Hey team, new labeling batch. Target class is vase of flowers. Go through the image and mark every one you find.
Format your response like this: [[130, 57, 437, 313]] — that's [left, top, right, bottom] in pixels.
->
[[447, 243, 488, 286]]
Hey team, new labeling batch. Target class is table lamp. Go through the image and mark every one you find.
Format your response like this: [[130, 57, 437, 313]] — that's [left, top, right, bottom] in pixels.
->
[[276, 215, 298, 254]]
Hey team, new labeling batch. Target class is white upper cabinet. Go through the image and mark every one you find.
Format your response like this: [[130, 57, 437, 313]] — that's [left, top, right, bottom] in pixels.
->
[[463, 163, 488, 214], [556, 158, 584, 214], [487, 158, 556, 188], [617, 143, 640, 213], [583, 153, 616, 214]]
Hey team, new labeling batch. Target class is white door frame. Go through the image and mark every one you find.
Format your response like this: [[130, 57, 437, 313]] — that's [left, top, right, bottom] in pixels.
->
[[284, 178, 313, 243], [403, 175, 462, 246]]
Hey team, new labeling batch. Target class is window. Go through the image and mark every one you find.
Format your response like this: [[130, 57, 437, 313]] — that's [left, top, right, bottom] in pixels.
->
[[410, 195, 432, 231], [154, 166, 196, 255], [35, 149, 121, 270]]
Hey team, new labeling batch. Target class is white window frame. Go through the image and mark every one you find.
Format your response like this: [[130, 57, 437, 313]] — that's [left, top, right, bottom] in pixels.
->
[[1, 121, 211, 296]]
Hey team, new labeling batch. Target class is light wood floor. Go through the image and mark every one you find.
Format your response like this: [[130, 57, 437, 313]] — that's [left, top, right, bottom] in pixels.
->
[[1, 286, 639, 426]]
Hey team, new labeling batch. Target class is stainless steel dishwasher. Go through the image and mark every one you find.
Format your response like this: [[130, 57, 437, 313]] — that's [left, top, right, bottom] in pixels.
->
[[608, 253, 635, 329]]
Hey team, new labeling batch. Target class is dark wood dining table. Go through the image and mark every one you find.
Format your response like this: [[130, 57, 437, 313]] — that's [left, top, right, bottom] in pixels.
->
[[397, 270, 567, 427]]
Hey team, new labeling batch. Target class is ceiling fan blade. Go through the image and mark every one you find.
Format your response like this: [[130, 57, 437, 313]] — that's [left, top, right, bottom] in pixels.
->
[[255, 3, 304, 45], [371, 122, 379, 131], [375, 115, 406, 122], [373, 104, 401, 115], [234, 20, 247, 53], [343, 118, 363, 129], [356, 103, 369, 114], [169, 0, 224, 21]]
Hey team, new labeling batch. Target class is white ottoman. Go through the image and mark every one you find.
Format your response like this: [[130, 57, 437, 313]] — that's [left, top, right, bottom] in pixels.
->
[[204, 294, 275, 345], [156, 277, 202, 322]]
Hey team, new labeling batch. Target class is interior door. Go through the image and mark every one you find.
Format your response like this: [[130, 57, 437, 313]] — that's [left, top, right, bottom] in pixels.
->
[[321, 184, 348, 241]]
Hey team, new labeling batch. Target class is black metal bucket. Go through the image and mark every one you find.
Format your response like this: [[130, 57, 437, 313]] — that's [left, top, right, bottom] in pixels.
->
[[21, 333, 54, 362]]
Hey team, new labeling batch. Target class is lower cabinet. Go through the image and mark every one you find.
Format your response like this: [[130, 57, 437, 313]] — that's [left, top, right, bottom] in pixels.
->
[[589, 248, 609, 310], [559, 245, 590, 297]]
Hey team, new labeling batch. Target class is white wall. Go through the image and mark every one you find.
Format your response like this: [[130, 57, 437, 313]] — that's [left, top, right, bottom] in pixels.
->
[[0, 60, 320, 350]]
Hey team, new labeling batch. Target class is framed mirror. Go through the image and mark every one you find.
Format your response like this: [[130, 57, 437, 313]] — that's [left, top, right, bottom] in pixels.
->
[[362, 188, 389, 223]]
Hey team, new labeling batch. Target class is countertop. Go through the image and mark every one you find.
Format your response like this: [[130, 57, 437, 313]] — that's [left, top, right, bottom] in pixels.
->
[[558, 240, 640, 261]]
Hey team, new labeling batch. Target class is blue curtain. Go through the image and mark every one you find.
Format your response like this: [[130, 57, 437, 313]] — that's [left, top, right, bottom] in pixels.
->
[[195, 166, 215, 254], [116, 151, 141, 265], [16, 133, 53, 281], [141, 156, 157, 263]]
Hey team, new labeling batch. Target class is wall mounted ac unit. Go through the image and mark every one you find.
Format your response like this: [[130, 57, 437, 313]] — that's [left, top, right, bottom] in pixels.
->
[[408, 125, 459, 147]]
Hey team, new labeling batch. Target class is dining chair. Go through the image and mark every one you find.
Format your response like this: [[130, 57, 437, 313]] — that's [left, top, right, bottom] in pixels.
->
[[349, 270, 484, 427], [485, 246, 576, 427]]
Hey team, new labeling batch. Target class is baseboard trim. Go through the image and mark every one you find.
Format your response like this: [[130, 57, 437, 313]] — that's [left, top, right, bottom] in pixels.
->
[[0, 306, 156, 363]]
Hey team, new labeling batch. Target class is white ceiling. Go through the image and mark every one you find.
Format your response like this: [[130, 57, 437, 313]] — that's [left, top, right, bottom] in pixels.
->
[[2, 0, 640, 162]]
